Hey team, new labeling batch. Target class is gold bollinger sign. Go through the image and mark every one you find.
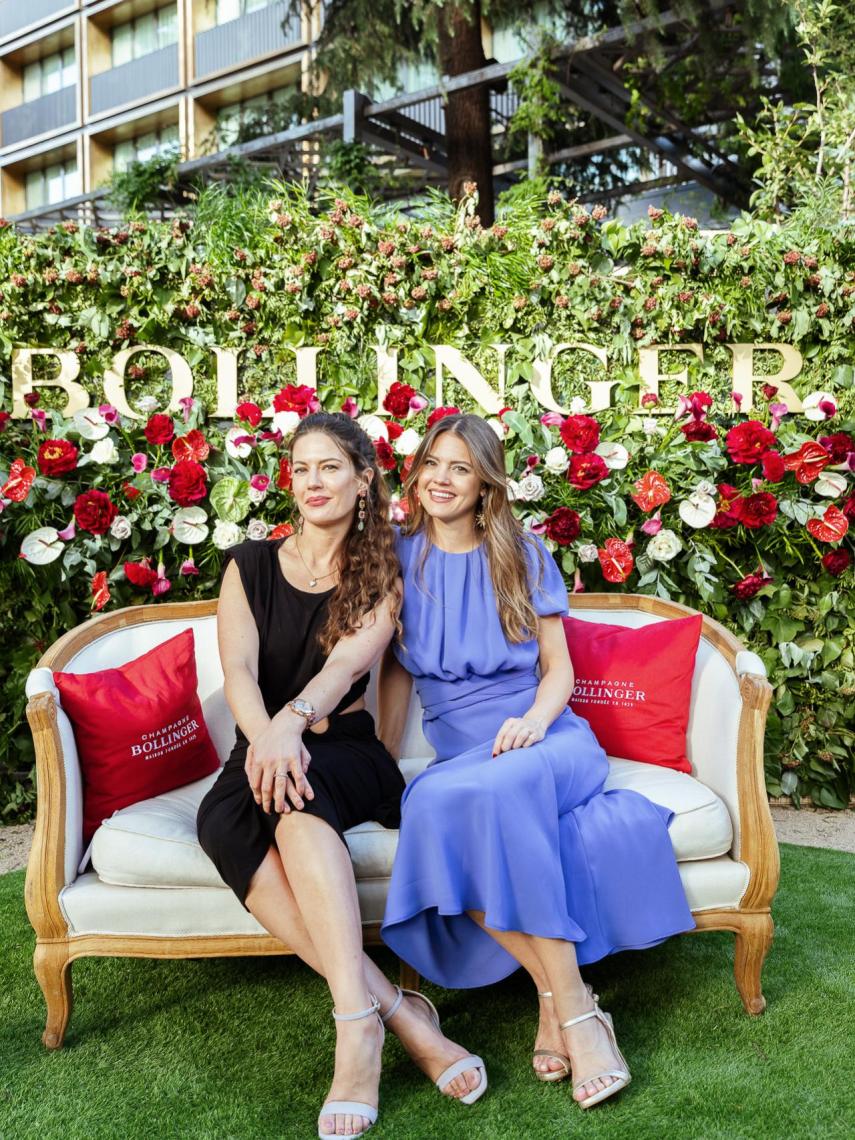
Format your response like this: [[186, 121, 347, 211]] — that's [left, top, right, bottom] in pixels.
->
[[9, 340, 806, 419]]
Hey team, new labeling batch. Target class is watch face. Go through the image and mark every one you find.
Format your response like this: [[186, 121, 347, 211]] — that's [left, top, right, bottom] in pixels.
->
[[291, 699, 314, 717]]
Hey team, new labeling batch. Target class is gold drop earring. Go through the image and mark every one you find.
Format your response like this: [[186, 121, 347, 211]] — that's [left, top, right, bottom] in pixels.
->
[[476, 491, 486, 529]]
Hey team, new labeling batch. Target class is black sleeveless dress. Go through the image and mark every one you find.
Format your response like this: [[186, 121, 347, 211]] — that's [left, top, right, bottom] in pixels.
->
[[196, 539, 405, 906]]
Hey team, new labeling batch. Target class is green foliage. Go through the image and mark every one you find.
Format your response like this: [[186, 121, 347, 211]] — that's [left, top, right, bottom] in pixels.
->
[[106, 150, 184, 216], [0, 185, 854, 819]]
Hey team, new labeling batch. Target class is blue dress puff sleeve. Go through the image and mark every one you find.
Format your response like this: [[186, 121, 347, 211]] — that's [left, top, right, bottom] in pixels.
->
[[524, 534, 569, 617]]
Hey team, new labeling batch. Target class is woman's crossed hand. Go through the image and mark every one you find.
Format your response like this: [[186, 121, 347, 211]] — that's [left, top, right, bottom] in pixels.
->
[[246, 724, 314, 814], [492, 716, 547, 757]]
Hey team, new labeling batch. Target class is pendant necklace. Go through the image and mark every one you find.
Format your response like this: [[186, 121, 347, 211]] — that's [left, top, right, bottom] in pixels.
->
[[295, 537, 337, 588]]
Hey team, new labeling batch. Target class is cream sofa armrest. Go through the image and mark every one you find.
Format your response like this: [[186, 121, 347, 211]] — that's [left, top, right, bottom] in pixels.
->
[[25, 670, 84, 890], [736, 650, 766, 678]]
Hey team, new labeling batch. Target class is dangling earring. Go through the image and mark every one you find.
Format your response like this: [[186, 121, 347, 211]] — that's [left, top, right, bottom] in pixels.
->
[[357, 491, 367, 532], [475, 491, 486, 530], [296, 514, 304, 534]]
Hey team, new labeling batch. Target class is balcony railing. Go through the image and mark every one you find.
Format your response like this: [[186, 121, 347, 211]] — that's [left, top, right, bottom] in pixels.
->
[[1, 86, 76, 148], [0, 0, 70, 41], [90, 44, 179, 115], [194, 2, 303, 79]]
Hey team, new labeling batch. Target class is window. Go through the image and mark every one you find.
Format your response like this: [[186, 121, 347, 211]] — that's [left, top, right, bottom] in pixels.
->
[[215, 88, 295, 147], [24, 159, 80, 210], [111, 5, 178, 66], [113, 124, 180, 172], [215, 0, 274, 25], [22, 47, 75, 102]]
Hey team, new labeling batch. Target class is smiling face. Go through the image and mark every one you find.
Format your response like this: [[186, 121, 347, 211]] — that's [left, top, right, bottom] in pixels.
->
[[416, 431, 482, 526], [290, 431, 370, 528]]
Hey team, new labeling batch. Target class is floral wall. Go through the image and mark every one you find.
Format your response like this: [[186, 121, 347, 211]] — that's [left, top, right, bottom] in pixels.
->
[[1, 185, 853, 817]]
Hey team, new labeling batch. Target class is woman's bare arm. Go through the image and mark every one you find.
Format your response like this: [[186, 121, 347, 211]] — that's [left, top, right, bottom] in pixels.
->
[[492, 615, 573, 756]]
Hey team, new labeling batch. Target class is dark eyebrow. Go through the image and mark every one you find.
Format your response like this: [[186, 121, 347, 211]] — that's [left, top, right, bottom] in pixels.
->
[[293, 456, 343, 464]]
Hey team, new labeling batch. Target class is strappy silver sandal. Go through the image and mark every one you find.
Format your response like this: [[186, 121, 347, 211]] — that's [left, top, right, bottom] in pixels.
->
[[318, 995, 383, 1140], [532, 991, 571, 1083], [381, 985, 488, 1105], [560, 995, 631, 1109]]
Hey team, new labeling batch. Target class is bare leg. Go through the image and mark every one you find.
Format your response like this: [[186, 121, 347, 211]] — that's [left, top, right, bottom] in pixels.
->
[[466, 911, 567, 1077], [469, 912, 624, 1101], [246, 845, 480, 1099]]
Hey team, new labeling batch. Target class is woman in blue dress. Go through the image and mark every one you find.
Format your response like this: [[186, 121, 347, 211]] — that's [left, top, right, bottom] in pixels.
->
[[379, 414, 694, 1109]]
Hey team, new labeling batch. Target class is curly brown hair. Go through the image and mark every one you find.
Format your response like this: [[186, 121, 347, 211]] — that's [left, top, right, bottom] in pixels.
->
[[290, 413, 400, 653]]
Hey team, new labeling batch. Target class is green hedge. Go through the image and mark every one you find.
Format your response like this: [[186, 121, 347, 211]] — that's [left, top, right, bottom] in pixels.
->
[[0, 183, 853, 818]]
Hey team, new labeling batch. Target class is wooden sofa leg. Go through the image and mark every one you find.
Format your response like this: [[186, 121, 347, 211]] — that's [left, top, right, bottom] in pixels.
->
[[399, 960, 420, 992], [33, 941, 73, 1049], [734, 912, 774, 1016]]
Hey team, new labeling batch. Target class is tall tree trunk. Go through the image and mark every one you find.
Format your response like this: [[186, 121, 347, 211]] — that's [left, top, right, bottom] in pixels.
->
[[436, 1, 494, 225]]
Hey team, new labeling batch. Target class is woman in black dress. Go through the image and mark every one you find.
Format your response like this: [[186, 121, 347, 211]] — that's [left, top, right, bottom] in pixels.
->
[[197, 413, 484, 1140]]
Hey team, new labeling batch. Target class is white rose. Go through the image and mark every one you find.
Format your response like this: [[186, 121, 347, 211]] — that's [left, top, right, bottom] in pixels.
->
[[135, 395, 159, 415], [20, 527, 64, 564], [246, 519, 270, 541], [172, 507, 209, 544], [109, 515, 132, 540], [595, 441, 629, 470], [647, 528, 682, 562], [213, 520, 243, 550], [642, 418, 664, 437], [506, 478, 521, 501], [357, 414, 389, 442], [544, 446, 569, 474], [578, 543, 599, 563], [815, 471, 848, 498], [695, 479, 718, 497], [569, 397, 587, 414], [225, 426, 253, 459], [394, 427, 422, 456], [802, 391, 837, 422], [272, 410, 301, 437], [72, 409, 110, 441], [678, 491, 717, 529], [84, 438, 119, 465], [248, 485, 268, 505], [515, 472, 545, 502]]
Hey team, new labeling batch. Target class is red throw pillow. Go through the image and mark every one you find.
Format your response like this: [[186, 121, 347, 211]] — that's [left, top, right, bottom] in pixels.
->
[[562, 614, 703, 772], [54, 628, 220, 843]]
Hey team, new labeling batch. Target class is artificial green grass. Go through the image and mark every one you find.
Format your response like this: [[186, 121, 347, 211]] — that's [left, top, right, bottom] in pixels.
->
[[1, 844, 853, 1140]]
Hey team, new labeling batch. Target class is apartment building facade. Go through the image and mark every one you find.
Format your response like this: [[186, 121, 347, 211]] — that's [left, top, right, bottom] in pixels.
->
[[0, 0, 320, 218]]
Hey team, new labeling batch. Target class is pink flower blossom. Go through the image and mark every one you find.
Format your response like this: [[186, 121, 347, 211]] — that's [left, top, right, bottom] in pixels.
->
[[731, 391, 743, 409], [572, 568, 586, 593], [250, 474, 271, 492], [341, 396, 360, 418], [57, 520, 76, 541], [180, 557, 199, 576], [819, 398, 837, 418], [769, 402, 789, 430], [540, 412, 565, 427], [526, 455, 540, 469], [258, 429, 283, 444], [529, 519, 548, 535], [641, 392, 659, 407], [31, 409, 47, 432], [179, 397, 196, 423], [152, 563, 171, 596], [98, 403, 119, 424], [131, 452, 148, 473], [408, 393, 428, 415], [151, 466, 172, 483], [641, 513, 663, 536]]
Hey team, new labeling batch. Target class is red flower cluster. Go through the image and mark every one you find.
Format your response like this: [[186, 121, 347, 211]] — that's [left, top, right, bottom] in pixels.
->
[[272, 385, 319, 416], [144, 414, 174, 446], [37, 439, 78, 476], [427, 406, 461, 429], [822, 549, 851, 577], [277, 457, 292, 490], [726, 421, 776, 464], [73, 490, 118, 535], [235, 401, 263, 427], [560, 415, 600, 454], [819, 432, 854, 465], [545, 507, 581, 545], [568, 453, 608, 489], [731, 572, 773, 600], [171, 429, 210, 463], [124, 559, 158, 588], [374, 438, 397, 471], [383, 382, 416, 419], [168, 460, 207, 507]]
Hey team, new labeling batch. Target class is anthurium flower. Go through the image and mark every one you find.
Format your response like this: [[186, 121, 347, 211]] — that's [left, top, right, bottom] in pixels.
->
[[783, 441, 831, 484], [807, 505, 849, 543], [631, 470, 671, 512], [802, 391, 837, 421], [597, 537, 634, 583], [91, 571, 110, 612], [172, 507, 210, 544], [2, 457, 36, 501], [595, 441, 629, 469], [172, 429, 210, 463], [20, 527, 64, 564], [679, 492, 717, 528], [814, 471, 848, 498]]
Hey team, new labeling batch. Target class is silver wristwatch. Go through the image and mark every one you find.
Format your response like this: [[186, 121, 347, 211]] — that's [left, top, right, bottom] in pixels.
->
[[287, 697, 317, 727]]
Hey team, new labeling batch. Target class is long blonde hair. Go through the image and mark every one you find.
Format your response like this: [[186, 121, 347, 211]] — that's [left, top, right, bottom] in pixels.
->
[[403, 414, 543, 643], [291, 413, 400, 653]]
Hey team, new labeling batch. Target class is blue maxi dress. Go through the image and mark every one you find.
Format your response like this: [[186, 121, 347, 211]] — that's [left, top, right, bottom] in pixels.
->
[[380, 530, 694, 988]]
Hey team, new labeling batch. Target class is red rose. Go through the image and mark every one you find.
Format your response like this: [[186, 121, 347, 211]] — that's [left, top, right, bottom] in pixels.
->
[[568, 453, 608, 490], [37, 438, 78, 476], [427, 406, 461, 428], [731, 572, 773, 600], [386, 421, 404, 441], [732, 492, 778, 529], [0, 411, 11, 432], [560, 415, 600, 454], [277, 457, 292, 490], [819, 432, 854, 465], [688, 391, 713, 415], [122, 481, 141, 501], [168, 460, 207, 507], [710, 483, 742, 529], [597, 538, 634, 583], [74, 489, 118, 535], [144, 414, 174, 446], [822, 549, 851, 577], [843, 495, 855, 523], [783, 441, 832, 484], [681, 420, 718, 442], [383, 381, 416, 419], [235, 401, 263, 428], [124, 560, 158, 588], [545, 507, 581, 546], [272, 384, 319, 417], [374, 438, 397, 471], [726, 420, 776, 464], [761, 384, 778, 400], [761, 450, 786, 482], [171, 429, 210, 463]]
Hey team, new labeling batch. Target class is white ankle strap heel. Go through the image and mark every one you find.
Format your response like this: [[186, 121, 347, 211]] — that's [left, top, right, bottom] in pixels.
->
[[317, 995, 383, 1140]]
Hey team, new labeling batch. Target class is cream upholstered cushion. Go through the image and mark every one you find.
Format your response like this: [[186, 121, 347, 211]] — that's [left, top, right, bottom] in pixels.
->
[[90, 751, 733, 890]]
